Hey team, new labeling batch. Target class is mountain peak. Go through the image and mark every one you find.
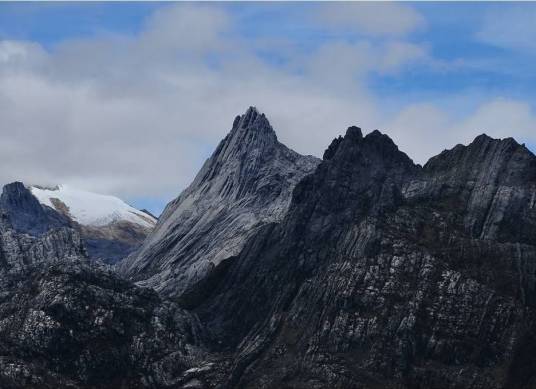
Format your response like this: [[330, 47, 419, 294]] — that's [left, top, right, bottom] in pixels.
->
[[425, 133, 527, 173], [472, 133, 493, 143], [1, 181, 39, 211], [323, 126, 412, 168], [193, 107, 281, 188], [120, 108, 320, 298], [229, 106, 276, 142], [345, 125, 363, 139]]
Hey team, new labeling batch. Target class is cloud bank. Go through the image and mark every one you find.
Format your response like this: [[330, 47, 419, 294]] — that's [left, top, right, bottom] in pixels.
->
[[0, 3, 535, 210]]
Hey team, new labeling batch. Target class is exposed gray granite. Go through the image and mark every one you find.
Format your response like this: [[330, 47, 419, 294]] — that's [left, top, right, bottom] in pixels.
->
[[119, 107, 320, 302]]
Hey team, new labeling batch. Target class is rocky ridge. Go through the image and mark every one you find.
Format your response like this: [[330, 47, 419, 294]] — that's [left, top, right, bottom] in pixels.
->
[[0, 200, 210, 388], [1, 107, 536, 388], [119, 107, 320, 301], [190, 127, 536, 388]]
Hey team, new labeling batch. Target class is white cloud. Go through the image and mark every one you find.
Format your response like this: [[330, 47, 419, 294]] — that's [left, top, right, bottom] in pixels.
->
[[0, 2, 534, 208], [140, 4, 231, 53], [476, 5, 536, 51], [315, 2, 425, 37], [0, 3, 428, 200], [385, 98, 536, 165], [379, 41, 428, 73]]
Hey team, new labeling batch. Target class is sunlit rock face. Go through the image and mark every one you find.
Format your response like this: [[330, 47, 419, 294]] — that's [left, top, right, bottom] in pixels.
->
[[119, 107, 320, 302]]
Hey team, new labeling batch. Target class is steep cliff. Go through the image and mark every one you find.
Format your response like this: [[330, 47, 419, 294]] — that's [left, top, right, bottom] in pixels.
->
[[0, 182, 70, 237], [119, 107, 320, 301], [189, 128, 536, 389]]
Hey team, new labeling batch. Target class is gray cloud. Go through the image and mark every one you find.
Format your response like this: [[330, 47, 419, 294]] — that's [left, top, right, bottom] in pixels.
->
[[313, 2, 426, 37]]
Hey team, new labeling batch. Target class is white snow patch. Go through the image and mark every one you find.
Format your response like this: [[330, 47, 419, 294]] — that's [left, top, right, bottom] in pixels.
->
[[30, 184, 157, 228]]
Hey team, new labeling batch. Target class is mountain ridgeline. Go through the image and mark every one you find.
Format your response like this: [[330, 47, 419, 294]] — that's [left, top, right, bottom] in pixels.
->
[[119, 107, 320, 302], [1, 107, 536, 388]]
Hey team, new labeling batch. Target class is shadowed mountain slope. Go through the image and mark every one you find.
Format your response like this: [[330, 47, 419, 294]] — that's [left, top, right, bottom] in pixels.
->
[[189, 128, 536, 389]]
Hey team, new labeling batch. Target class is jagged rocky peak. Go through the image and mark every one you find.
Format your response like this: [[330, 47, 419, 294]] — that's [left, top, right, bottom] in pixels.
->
[[322, 126, 362, 160], [294, 126, 416, 218], [231, 105, 276, 138], [404, 133, 536, 241], [424, 132, 533, 176], [186, 106, 285, 202], [322, 126, 412, 163], [0, 182, 41, 216], [119, 107, 320, 301], [216, 106, 277, 158], [190, 128, 536, 388]]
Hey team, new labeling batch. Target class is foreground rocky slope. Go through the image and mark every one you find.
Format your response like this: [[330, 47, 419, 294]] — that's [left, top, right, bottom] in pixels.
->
[[0, 208, 208, 389], [119, 107, 320, 301], [190, 128, 536, 388]]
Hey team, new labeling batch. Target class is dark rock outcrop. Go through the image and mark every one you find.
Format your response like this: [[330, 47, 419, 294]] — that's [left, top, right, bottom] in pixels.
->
[[0, 210, 209, 389], [81, 221, 154, 265], [188, 129, 536, 389], [119, 107, 320, 301], [0, 182, 70, 237]]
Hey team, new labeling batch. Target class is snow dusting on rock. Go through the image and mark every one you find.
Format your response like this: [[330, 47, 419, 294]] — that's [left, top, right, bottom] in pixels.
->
[[30, 184, 156, 228]]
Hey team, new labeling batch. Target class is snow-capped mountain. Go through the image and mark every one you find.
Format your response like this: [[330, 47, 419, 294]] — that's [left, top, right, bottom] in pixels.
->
[[29, 184, 157, 264], [30, 184, 156, 228]]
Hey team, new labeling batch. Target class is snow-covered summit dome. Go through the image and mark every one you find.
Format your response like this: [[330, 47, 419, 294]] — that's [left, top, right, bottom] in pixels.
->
[[30, 184, 156, 228]]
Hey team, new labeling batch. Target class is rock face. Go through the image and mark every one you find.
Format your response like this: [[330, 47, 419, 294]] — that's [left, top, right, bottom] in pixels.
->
[[119, 107, 320, 301], [2, 107, 536, 389], [0, 182, 70, 237], [81, 221, 154, 265], [0, 208, 208, 389], [28, 184, 157, 264], [188, 128, 536, 388]]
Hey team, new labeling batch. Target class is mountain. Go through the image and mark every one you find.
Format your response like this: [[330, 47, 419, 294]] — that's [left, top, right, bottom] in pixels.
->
[[0, 202, 85, 275], [0, 202, 208, 389], [186, 128, 536, 388], [29, 184, 157, 264], [119, 107, 320, 301], [2, 107, 536, 389]]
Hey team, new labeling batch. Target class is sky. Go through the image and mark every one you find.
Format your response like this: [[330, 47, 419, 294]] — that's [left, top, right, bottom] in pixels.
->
[[1, 2, 535, 216]]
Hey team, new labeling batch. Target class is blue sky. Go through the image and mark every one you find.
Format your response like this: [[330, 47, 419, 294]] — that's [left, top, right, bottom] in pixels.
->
[[0, 2, 535, 215]]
